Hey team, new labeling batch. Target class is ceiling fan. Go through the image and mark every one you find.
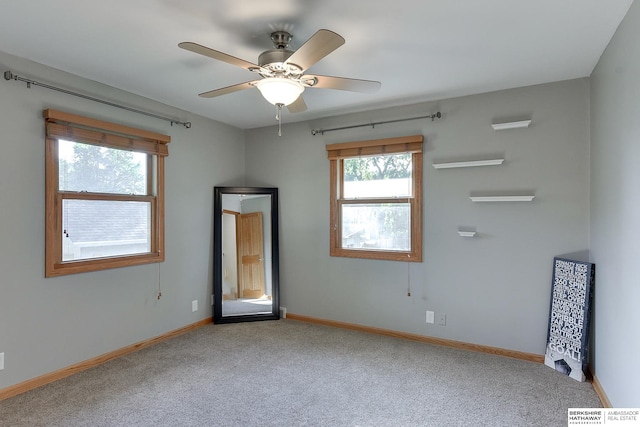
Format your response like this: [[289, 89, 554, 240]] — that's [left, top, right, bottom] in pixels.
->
[[179, 29, 381, 133]]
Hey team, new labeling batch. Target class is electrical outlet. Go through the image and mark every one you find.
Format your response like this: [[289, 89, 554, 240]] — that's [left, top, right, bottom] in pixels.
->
[[0, 352, 4, 370], [192, 300, 198, 312], [438, 313, 447, 326], [426, 311, 434, 324]]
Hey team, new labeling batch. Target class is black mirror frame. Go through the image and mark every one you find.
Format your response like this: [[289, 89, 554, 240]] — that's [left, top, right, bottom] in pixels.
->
[[213, 186, 280, 324]]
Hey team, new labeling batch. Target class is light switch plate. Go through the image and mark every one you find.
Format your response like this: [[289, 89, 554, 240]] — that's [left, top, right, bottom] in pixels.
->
[[426, 311, 435, 324]]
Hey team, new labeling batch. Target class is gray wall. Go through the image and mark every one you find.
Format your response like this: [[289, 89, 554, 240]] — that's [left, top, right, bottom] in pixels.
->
[[2, 17, 636, 405], [590, 0, 640, 407], [0, 51, 245, 389], [245, 78, 590, 356]]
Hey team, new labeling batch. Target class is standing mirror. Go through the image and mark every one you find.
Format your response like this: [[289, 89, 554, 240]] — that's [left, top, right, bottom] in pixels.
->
[[213, 186, 279, 323]]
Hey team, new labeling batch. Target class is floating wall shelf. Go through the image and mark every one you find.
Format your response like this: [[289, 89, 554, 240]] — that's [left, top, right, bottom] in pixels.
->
[[491, 120, 531, 131], [470, 195, 535, 202], [432, 159, 504, 169], [457, 230, 477, 237]]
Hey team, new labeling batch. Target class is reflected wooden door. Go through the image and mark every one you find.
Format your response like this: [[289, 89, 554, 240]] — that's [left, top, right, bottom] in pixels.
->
[[237, 212, 265, 299]]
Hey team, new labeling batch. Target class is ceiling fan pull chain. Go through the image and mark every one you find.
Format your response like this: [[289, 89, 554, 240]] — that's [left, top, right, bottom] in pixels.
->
[[276, 103, 283, 136]]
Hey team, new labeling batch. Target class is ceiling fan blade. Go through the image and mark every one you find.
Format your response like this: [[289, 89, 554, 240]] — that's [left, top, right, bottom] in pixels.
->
[[198, 81, 257, 98], [179, 42, 261, 72], [303, 75, 381, 93], [287, 96, 307, 113], [285, 29, 345, 72]]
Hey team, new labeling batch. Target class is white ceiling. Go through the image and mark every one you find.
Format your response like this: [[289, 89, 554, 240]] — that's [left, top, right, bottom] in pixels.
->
[[0, 0, 633, 129]]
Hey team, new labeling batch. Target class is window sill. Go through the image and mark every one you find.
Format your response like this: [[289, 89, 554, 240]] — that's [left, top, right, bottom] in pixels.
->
[[330, 248, 421, 263], [46, 252, 164, 277]]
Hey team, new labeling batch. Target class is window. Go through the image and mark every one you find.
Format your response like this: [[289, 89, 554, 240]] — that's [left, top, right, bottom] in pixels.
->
[[44, 109, 169, 277], [326, 135, 423, 262]]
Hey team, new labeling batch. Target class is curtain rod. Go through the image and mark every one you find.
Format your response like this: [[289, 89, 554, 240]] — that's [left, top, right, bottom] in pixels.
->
[[311, 112, 441, 136], [4, 70, 192, 129]]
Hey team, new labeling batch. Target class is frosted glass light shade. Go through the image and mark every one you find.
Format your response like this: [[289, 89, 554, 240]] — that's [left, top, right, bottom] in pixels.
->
[[256, 78, 304, 106]]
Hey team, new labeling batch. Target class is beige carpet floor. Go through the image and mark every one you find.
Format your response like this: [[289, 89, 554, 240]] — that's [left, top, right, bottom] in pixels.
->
[[0, 319, 601, 426]]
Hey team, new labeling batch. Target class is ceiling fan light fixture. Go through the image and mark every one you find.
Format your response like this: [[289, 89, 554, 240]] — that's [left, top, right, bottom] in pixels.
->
[[256, 77, 304, 106]]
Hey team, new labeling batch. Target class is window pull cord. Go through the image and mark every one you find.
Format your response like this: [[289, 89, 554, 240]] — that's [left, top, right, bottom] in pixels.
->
[[157, 263, 162, 300]]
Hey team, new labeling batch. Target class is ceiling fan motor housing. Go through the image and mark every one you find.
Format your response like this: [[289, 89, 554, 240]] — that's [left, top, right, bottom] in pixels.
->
[[258, 49, 302, 76]]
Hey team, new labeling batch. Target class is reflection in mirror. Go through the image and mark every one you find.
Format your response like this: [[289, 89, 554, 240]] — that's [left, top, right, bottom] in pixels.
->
[[213, 187, 279, 323]]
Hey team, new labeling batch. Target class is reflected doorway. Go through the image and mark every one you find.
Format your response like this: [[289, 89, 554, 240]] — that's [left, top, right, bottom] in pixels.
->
[[214, 187, 279, 323]]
